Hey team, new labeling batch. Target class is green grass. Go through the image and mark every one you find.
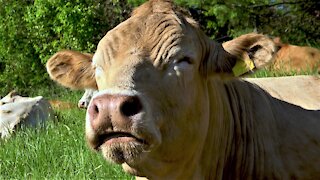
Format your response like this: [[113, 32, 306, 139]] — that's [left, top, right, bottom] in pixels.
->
[[249, 68, 319, 78], [0, 90, 132, 179]]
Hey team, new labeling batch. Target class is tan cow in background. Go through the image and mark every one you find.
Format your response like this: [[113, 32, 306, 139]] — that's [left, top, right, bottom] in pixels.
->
[[225, 36, 320, 74], [46, 0, 320, 179], [223, 33, 277, 71], [271, 37, 320, 73]]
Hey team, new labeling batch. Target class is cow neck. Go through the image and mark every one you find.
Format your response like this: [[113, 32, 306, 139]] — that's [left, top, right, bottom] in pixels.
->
[[222, 79, 259, 179], [202, 78, 269, 179]]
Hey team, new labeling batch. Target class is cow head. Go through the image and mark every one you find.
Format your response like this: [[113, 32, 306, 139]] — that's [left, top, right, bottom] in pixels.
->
[[46, 0, 276, 177], [0, 90, 19, 105], [223, 33, 277, 70]]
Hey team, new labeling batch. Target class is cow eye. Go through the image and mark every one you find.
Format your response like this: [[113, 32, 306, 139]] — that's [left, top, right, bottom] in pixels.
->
[[175, 56, 192, 65], [95, 66, 104, 77], [247, 45, 262, 59]]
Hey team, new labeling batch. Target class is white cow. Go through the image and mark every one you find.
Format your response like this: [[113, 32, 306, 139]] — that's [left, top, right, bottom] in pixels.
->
[[78, 89, 97, 109], [0, 91, 54, 139]]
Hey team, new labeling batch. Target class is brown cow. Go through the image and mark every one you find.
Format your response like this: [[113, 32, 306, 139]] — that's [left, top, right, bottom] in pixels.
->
[[223, 33, 277, 71], [271, 37, 320, 73], [46, 0, 320, 179]]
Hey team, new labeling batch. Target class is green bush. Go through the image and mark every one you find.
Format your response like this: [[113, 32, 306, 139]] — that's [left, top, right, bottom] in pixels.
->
[[0, 0, 40, 95], [25, 0, 110, 62], [0, 0, 129, 95]]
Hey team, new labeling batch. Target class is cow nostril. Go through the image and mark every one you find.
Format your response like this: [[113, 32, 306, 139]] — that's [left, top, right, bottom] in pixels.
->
[[88, 102, 100, 121], [120, 96, 143, 117], [94, 104, 99, 114]]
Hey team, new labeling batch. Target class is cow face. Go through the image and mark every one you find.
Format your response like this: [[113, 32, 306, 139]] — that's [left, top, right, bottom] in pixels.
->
[[222, 33, 277, 71], [87, 7, 214, 172], [0, 91, 19, 105], [46, 0, 275, 176]]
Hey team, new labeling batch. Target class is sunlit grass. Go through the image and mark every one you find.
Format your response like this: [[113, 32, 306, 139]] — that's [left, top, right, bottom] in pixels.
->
[[0, 91, 132, 179], [249, 68, 319, 78]]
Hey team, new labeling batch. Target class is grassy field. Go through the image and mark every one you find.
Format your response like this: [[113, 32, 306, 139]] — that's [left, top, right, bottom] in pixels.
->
[[0, 89, 132, 179]]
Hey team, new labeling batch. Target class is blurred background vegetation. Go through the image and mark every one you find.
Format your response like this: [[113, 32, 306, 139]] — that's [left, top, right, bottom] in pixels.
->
[[0, 0, 319, 95]]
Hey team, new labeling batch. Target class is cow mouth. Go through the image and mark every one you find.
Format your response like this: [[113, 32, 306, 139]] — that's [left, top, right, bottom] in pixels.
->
[[91, 131, 150, 164], [93, 131, 147, 151]]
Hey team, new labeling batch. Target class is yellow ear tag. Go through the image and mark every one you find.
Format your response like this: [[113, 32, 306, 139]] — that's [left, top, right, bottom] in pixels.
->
[[232, 59, 255, 76]]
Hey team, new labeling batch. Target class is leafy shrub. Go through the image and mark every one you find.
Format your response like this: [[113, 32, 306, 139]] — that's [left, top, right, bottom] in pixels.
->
[[0, 0, 131, 95], [0, 0, 40, 95]]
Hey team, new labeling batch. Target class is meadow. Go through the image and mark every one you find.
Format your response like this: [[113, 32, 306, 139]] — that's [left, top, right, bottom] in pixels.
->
[[0, 88, 132, 179]]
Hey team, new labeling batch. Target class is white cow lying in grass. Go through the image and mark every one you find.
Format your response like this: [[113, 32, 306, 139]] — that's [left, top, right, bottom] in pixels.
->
[[0, 91, 54, 139]]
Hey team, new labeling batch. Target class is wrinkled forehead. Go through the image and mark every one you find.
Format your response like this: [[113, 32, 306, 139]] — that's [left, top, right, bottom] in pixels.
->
[[93, 12, 199, 67]]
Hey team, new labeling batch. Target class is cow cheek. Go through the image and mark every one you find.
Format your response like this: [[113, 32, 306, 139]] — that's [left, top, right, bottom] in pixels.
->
[[96, 78, 108, 90], [157, 75, 209, 161], [95, 67, 108, 90]]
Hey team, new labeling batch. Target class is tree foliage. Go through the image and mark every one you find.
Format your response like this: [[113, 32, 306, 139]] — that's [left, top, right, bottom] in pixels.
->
[[0, 0, 39, 95], [173, 0, 319, 45], [0, 0, 121, 94]]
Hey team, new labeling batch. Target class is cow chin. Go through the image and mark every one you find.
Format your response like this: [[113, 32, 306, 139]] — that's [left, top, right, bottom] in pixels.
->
[[100, 141, 147, 165]]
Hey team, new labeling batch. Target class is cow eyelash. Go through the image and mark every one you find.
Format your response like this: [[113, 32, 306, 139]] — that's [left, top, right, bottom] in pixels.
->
[[175, 56, 192, 64]]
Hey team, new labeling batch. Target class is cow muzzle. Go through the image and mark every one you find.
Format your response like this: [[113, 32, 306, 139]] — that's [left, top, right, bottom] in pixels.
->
[[86, 93, 146, 150]]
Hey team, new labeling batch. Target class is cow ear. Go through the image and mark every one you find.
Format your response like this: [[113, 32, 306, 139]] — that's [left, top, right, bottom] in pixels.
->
[[46, 50, 97, 90], [200, 39, 238, 77], [8, 90, 18, 98]]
